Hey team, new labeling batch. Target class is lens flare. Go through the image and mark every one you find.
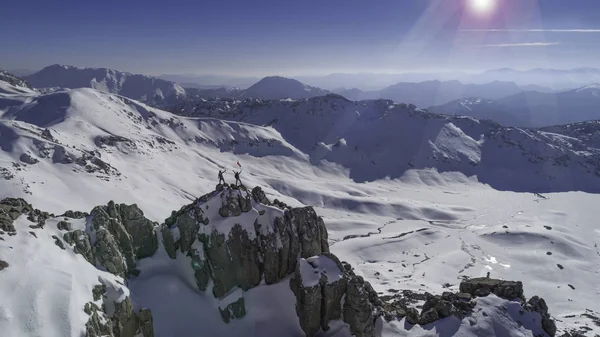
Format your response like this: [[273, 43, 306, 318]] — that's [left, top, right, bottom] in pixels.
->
[[469, 0, 496, 15]]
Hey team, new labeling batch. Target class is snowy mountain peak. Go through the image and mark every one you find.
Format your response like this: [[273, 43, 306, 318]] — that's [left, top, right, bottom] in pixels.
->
[[239, 75, 329, 100], [24, 64, 186, 107], [0, 70, 35, 94]]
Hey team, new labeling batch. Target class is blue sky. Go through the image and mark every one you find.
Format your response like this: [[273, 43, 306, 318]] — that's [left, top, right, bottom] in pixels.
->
[[2, 0, 600, 76]]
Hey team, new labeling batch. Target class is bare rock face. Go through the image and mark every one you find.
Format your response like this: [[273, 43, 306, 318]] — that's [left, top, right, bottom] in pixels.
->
[[290, 254, 348, 336], [63, 229, 95, 263], [87, 202, 158, 276], [290, 253, 381, 337], [343, 275, 379, 337], [526, 296, 557, 337]]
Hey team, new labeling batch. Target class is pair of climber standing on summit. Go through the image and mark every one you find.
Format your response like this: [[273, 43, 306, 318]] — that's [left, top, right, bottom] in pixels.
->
[[218, 161, 243, 186]]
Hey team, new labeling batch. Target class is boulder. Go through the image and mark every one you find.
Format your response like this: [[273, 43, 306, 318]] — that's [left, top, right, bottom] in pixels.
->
[[57, 220, 72, 231], [419, 308, 439, 325], [20, 153, 39, 164], [405, 308, 420, 325]]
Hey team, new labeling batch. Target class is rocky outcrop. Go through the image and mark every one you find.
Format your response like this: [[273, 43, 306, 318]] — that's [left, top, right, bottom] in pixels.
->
[[61, 210, 89, 219], [459, 277, 524, 300], [0, 198, 53, 235], [63, 229, 95, 263], [375, 277, 556, 337], [526, 296, 557, 337], [162, 185, 329, 305], [84, 288, 154, 337], [83, 279, 154, 337], [290, 253, 380, 337], [86, 201, 158, 276], [0, 198, 33, 233]]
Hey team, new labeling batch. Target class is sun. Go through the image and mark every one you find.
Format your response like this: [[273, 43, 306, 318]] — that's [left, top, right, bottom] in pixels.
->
[[469, 0, 496, 15]]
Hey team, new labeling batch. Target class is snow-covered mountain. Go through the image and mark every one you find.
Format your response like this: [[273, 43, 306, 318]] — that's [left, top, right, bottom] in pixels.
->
[[24, 64, 187, 107], [0, 70, 35, 95], [429, 84, 600, 128], [1, 74, 600, 337], [172, 95, 600, 192], [238, 76, 330, 100]]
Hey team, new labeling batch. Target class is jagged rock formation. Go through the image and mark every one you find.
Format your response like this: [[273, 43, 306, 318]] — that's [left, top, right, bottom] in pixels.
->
[[290, 255, 382, 337], [161, 184, 329, 300], [159, 183, 383, 335], [85, 201, 158, 276]]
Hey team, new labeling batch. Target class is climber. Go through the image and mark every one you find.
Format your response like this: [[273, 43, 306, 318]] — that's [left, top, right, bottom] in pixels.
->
[[233, 170, 242, 186], [218, 169, 227, 185]]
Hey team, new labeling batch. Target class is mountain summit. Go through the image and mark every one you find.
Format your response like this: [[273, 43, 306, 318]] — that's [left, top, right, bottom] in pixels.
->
[[239, 76, 329, 100], [24, 64, 186, 107]]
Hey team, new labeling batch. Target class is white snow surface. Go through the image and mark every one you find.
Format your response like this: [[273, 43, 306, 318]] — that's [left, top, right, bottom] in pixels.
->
[[0, 216, 128, 337], [1, 82, 599, 336]]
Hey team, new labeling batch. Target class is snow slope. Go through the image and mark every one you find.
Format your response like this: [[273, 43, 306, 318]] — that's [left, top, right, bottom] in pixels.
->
[[24, 65, 187, 107], [1, 79, 599, 336], [0, 216, 130, 337], [173, 95, 600, 192]]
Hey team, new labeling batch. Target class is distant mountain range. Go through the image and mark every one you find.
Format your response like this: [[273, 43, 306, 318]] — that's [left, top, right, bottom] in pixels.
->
[[429, 84, 600, 128], [333, 80, 526, 107], [23, 66, 330, 103], [17, 65, 600, 128], [159, 67, 600, 92]]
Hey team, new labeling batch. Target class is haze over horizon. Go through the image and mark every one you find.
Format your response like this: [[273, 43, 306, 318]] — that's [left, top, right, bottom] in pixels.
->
[[3, 0, 600, 77]]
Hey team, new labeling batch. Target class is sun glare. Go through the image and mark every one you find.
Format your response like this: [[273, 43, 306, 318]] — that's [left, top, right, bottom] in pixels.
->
[[469, 0, 496, 15]]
